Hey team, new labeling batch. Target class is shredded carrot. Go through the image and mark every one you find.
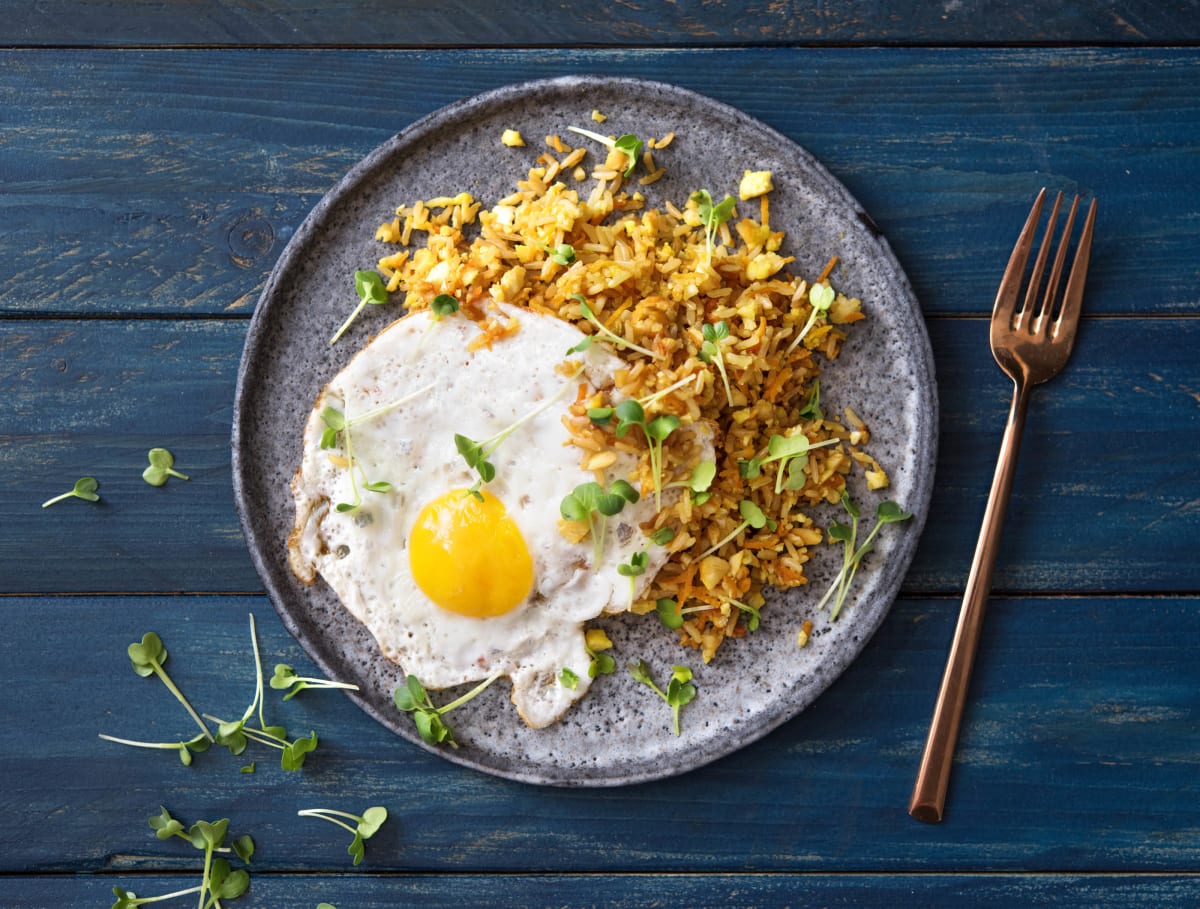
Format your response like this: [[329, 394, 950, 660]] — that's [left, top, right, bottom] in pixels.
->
[[763, 365, 792, 403], [675, 562, 697, 612], [603, 297, 635, 329], [818, 255, 839, 284]]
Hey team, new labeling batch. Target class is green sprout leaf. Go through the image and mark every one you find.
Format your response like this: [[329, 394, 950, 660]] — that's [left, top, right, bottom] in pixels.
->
[[142, 447, 189, 487], [656, 597, 683, 630], [41, 475, 100, 508], [560, 667, 580, 690], [330, 269, 390, 345], [649, 526, 675, 546], [617, 550, 649, 609], [430, 293, 460, 318], [281, 731, 319, 771], [415, 293, 461, 350], [548, 243, 576, 266], [667, 459, 716, 505], [588, 650, 616, 678]]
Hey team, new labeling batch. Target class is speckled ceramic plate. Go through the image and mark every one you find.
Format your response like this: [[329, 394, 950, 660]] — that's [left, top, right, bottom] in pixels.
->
[[232, 76, 937, 786]]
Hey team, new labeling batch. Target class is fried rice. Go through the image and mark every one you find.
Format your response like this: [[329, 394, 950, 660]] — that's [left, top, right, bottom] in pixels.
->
[[368, 130, 889, 662]]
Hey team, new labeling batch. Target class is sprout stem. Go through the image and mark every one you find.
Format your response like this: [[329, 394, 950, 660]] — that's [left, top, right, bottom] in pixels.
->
[[151, 664, 213, 742]]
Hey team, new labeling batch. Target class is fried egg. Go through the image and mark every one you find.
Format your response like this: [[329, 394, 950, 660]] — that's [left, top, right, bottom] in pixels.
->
[[288, 302, 708, 728]]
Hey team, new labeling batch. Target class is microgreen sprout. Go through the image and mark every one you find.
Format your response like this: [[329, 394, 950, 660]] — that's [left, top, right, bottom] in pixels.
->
[[691, 189, 736, 265], [587, 372, 695, 427], [560, 478, 639, 568], [816, 493, 913, 620], [584, 628, 617, 678], [203, 708, 318, 771], [147, 807, 254, 863], [786, 282, 836, 355], [588, 649, 615, 677], [655, 595, 761, 632], [203, 614, 319, 771], [142, 448, 189, 487], [430, 293, 459, 318], [649, 526, 676, 546], [393, 672, 502, 748], [330, 269, 390, 346], [113, 812, 253, 909], [270, 663, 360, 700], [124, 632, 213, 743], [567, 294, 661, 359], [416, 293, 460, 350], [565, 126, 643, 177], [628, 661, 696, 736], [559, 667, 580, 690], [617, 550, 649, 609], [655, 597, 684, 630], [97, 731, 212, 766], [611, 399, 679, 509], [739, 432, 842, 494], [297, 806, 388, 866], [698, 499, 776, 560], [698, 320, 733, 405], [722, 595, 762, 632], [41, 476, 100, 508], [666, 459, 717, 506], [548, 243, 576, 266], [797, 378, 824, 421], [319, 382, 435, 512], [455, 369, 582, 497]]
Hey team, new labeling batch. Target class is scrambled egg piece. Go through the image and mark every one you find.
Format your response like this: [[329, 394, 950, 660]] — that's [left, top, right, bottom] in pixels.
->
[[739, 169, 774, 200]]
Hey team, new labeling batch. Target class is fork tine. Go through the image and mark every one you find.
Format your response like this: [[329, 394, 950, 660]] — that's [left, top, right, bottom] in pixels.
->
[[992, 188, 1046, 324], [1018, 191, 1063, 330], [1036, 194, 1080, 333], [1052, 197, 1098, 343]]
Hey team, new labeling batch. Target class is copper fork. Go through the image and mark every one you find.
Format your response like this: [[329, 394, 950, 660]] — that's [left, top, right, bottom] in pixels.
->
[[909, 189, 1098, 823]]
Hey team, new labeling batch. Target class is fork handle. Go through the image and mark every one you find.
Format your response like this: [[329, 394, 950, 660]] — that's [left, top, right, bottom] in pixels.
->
[[909, 377, 1031, 823]]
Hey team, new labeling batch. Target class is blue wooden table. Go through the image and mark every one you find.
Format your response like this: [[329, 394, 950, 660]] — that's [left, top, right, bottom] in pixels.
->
[[4, 4, 1200, 906]]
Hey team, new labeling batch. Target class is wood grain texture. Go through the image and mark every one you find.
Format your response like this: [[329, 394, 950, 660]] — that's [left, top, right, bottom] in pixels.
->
[[8, 872, 1200, 908], [3, 317, 1197, 595], [1, 48, 1197, 317], [3, 0, 1200, 46], [2, 595, 1198, 874]]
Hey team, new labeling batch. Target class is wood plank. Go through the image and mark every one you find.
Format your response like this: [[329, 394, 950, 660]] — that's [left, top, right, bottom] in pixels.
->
[[1, 48, 1196, 317], [3, 316, 1197, 595], [2, 594, 1198, 873], [8, 872, 1200, 908], [2, 0, 1198, 46]]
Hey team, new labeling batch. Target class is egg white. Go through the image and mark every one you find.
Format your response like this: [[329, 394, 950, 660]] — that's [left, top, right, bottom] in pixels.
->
[[289, 301, 704, 728]]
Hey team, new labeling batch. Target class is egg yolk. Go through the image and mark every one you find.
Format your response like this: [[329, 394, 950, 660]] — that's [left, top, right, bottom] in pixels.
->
[[409, 489, 534, 618]]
